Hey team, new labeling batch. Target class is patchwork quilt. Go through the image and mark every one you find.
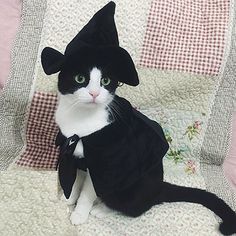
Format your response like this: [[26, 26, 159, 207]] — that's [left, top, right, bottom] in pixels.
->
[[0, 0, 236, 235]]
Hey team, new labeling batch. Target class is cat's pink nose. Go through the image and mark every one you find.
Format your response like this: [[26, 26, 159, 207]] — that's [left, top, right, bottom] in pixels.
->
[[89, 91, 99, 98]]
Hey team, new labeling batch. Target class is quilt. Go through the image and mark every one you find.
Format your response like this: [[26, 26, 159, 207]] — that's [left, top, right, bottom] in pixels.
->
[[0, 0, 236, 235]]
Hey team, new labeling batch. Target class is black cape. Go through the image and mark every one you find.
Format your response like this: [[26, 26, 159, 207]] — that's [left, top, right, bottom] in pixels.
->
[[56, 96, 169, 199]]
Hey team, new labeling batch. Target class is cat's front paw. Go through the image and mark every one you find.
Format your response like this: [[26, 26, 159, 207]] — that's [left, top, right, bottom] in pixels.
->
[[70, 209, 89, 225], [61, 194, 77, 206], [90, 203, 113, 218]]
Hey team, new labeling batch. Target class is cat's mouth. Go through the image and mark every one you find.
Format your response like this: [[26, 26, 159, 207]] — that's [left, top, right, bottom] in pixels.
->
[[91, 97, 97, 103], [87, 98, 99, 105]]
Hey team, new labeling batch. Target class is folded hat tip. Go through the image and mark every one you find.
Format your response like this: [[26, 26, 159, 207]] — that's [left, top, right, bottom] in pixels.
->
[[108, 1, 116, 7], [95, 1, 116, 18], [105, 1, 116, 12]]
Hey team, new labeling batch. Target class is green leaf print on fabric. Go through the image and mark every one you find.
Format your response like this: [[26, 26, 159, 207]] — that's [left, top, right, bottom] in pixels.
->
[[184, 121, 203, 140], [164, 128, 188, 164], [163, 123, 200, 175], [166, 148, 185, 164]]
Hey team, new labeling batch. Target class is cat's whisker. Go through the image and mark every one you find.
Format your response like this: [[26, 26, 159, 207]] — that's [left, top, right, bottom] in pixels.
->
[[65, 96, 95, 111], [105, 105, 115, 122], [110, 104, 121, 122], [111, 101, 131, 128], [108, 104, 120, 120], [112, 99, 123, 110], [110, 106, 120, 120], [66, 100, 82, 110], [109, 101, 123, 118], [108, 103, 129, 127]]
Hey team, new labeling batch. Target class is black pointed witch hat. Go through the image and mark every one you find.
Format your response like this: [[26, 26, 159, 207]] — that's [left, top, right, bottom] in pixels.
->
[[65, 1, 119, 55], [41, 1, 139, 86]]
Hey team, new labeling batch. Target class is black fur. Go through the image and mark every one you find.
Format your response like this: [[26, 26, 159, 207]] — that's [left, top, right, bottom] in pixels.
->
[[102, 169, 236, 236], [57, 47, 126, 95]]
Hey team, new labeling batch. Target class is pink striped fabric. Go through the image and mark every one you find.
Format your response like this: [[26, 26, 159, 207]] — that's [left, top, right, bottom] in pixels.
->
[[16, 92, 59, 169], [139, 0, 229, 75]]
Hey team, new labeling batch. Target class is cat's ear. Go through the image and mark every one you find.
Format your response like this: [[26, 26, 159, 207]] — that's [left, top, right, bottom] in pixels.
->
[[106, 47, 139, 86], [41, 47, 64, 75]]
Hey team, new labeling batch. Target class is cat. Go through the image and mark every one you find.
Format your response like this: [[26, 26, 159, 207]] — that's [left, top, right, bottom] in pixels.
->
[[54, 65, 236, 234], [41, 2, 236, 235], [55, 67, 116, 224]]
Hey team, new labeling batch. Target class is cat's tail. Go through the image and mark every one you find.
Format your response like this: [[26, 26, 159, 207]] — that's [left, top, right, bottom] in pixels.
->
[[158, 182, 236, 235]]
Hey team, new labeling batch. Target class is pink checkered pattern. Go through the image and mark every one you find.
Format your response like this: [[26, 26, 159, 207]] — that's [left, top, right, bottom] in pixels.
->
[[16, 92, 59, 169], [140, 0, 229, 75]]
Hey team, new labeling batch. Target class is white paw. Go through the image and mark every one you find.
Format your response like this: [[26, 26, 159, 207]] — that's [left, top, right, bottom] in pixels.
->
[[61, 194, 77, 206], [66, 197, 78, 206], [70, 209, 89, 225], [90, 203, 113, 219]]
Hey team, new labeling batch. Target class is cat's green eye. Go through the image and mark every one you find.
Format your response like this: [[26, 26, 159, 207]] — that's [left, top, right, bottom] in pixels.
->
[[101, 78, 111, 86], [75, 74, 86, 84]]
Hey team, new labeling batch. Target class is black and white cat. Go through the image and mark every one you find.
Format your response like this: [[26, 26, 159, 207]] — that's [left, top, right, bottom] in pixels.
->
[[54, 65, 236, 234], [41, 2, 236, 235], [55, 67, 117, 224]]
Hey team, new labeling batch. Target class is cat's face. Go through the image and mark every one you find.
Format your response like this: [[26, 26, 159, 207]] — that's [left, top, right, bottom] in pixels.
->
[[58, 65, 118, 108], [42, 46, 139, 110]]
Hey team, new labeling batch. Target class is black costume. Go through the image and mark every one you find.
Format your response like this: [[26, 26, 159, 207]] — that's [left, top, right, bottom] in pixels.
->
[[56, 96, 169, 199], [41, 1, 169, 199]]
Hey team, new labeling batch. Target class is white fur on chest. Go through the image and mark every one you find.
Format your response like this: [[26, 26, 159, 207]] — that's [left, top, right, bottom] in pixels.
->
[[55, 95, 110, 157], [56, 102, 109, 137]]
